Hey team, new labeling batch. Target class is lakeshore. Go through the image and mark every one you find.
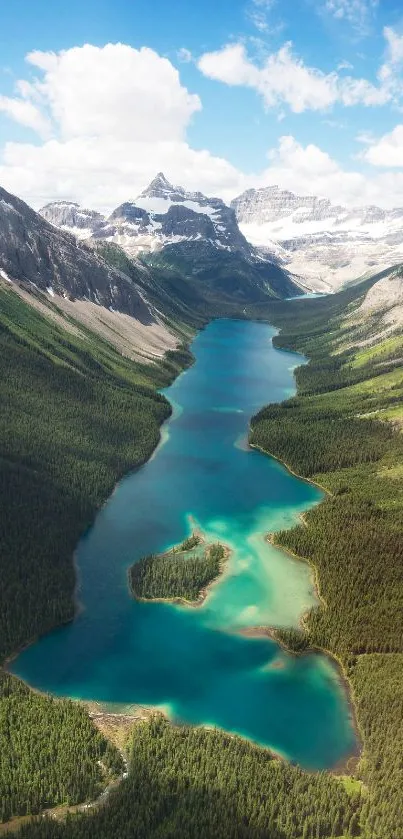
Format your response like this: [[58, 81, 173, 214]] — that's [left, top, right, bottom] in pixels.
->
[[9, 319, 357, 772]]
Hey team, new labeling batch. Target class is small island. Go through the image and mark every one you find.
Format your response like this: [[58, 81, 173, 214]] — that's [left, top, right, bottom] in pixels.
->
[[128, 533, 227, 605]]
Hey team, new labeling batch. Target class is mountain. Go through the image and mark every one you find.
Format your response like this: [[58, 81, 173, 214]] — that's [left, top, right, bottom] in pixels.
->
[[107, 172, 253, 257], [0, 186, 154, 319], [232, 186, 403, 292], [356, 264, 403, 332], [39, 200, 106, 238], [39, 174, 301, 301], [0, 185, 183, 360]]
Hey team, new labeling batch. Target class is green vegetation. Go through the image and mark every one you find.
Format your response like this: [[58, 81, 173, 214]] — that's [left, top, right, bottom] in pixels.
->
[[175, 533, 201, 551], [12, 716, 362, 839], [0, 286, 190, 660], [0, 286, 190, 822], [0, 673, 123, 823], [249, 283, 403, 839], [93, 241, 209, 329], [129, 542, 225, 602], [2, 273, 402, 837]]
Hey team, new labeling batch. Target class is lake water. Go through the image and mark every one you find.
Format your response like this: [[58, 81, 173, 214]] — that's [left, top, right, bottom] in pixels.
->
[[12, 319, 356, 770]]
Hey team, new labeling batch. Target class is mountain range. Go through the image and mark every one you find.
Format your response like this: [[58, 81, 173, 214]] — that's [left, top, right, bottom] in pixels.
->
[[231, 185, 403, 291], [39, 173, 403, 294], [39, 173, 301, 302], [0, 178, 302, 368]]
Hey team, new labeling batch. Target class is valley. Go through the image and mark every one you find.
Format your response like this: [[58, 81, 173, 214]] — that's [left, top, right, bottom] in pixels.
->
[[0, 181, 402, 839]]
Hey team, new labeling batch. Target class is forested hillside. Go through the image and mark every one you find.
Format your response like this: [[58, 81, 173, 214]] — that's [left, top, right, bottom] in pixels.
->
[[12, 717, 362, 839], [0, 285, 192, 660], [0, 284, 191, 823], [250, 280, 403, 839], [2, 270, 402, 837], [0, 673, 123, 823]]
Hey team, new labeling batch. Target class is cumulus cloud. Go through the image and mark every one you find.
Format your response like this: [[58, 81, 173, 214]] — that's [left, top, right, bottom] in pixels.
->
[[361, 125, 403, 167], [0, 43, 247, 209], [24, 43, 201, 142], [259, 134, 403, 208], [2, 41, 403, 213], [198, 40, 390, 113], [0, 94, 52, 137]]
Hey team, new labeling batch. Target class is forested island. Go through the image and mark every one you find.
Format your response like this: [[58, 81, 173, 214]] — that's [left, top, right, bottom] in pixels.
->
[[128, 535, 226, 603]]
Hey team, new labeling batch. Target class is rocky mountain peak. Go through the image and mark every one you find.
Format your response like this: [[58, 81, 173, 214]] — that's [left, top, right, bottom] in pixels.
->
[[39, 200, 106, 235], [139, 172, 178, 199]]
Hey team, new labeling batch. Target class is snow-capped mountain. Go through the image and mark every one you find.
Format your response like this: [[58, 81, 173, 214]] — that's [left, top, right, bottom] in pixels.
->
[[39, 174, 301, 301], [106, 172, 252, 257], [39, 201, 107, 239], [39, 174, 253, 258], [232, 186, 403, 291]]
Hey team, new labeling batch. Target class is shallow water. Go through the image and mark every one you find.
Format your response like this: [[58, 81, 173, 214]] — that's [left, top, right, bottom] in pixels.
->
[[12, 319, 356, 770]]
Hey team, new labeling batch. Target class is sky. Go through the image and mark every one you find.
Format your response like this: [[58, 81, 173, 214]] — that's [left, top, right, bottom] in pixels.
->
[[1, 0, 403, 211]]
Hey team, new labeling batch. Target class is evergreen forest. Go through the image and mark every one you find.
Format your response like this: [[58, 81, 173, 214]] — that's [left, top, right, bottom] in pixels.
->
[[129, 543, 225, 602], [1, 276, 403, 838]]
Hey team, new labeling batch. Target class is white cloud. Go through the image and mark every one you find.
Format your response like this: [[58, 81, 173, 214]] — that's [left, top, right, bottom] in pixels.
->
[[337, 60, 354, 71], [247, 0, 277, 33], [259, 134, 403, 208], [361, 125, 403, 167], [0, 43, 247, 210], [198, 43, 338, 112], [24, 44, 201, 143], [378, 26, 403, 88], [0, 94, 51, 137], [322, 0, 378, 35], [2, 41, 403, 215], [355, 130, 375, 145], [383, 26, 403, 65], [177, 47, 193, 63], [198, 40, 390, 113]]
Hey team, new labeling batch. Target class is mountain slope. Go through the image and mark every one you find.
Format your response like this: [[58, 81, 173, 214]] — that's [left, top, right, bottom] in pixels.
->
[[0, 186, 156, 320], [232, 185, 403, 291]]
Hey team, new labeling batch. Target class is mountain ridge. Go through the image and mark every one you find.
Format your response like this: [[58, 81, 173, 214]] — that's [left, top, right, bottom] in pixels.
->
[[231, 184, 403, 291], [38, 173, 301, 301]]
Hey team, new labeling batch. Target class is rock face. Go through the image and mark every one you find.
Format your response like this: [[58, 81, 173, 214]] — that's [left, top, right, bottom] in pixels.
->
[[39, 174, 301, 300], [39, 201, 106, 237], [231, 186, 403, 291], [232, 186, 345, 227], [0, 186, 154, 322]]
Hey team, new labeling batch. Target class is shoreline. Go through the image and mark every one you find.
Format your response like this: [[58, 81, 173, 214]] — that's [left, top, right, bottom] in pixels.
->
[[246, 441, 363, 776], [249, 441, 333, 497], [3, 318, 362, 791]]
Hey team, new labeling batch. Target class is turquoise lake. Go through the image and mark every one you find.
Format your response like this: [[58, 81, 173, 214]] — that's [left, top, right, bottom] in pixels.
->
[[12, 319, 356, 770]]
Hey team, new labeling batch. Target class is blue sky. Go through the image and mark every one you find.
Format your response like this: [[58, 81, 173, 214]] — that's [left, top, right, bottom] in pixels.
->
[[1, 0, 403, 210]]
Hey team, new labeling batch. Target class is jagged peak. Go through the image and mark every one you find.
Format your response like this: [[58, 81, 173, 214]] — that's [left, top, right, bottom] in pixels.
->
[[140, 172, 177, 197]]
